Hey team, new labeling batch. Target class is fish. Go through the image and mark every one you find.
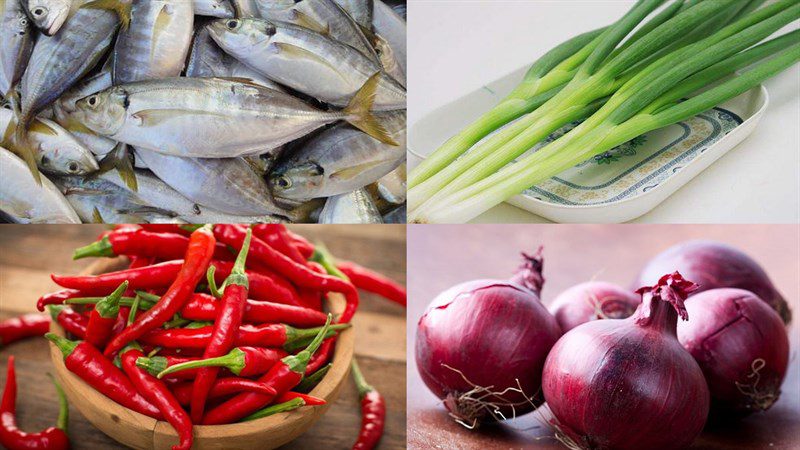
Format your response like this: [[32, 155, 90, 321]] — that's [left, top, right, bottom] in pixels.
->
[[68, 75, 395, 158], [1, 106, 99, 175], [112, 0, 194, 84], [0, 146, 81, 223], [98, 170, 292, 223], [207, 18, 406, 110], [319, 188, 383, 223], [194, 0, 234, 18], [229, 61, 286, 91], [17, 3, 118, 179], [185, 24, 235, 78], [26, 0, 72, 36], [372, 0, 405, 77], [270, 110, 405, 200], [375, 161, 405, 204], [255, 0, 379, 63], [374, 32, 404, 87], [333, 0, 371, 31], [231, 0, 259, 18], [134, 148, 292, 216], [0, 0, 34, 98]]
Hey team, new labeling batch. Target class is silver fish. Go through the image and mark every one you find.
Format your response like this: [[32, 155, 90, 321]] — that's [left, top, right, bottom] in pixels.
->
[[0, 147, 81, 223], [26, 0, 72, 36], [19, 4, 118, 125], [0, 0, 34, 97], [69, 76, 395, 158], [319, 188, 382, 223], [207, 18, 405, 110], [231, 0, 258, 18], [185, 24, 234, 77], [134, 148, 290, 216], [375, 161, 405, 204], [333, 0, 371, 31], [374, 32, 404, 87], [255, 0, 379, 63], [194, 0, 234, 18], [270, 110, 405, 200], [229, 61, 285, 91], [372, 0, 404, 76], [112, 0, 194, 84], [1, 107, 98, 174], [99, 169, 291, 223]]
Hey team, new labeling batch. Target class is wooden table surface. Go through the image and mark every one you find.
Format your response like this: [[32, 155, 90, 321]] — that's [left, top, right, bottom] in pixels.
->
[[0, 224, 406, 450], [407, 224, 800, 450]]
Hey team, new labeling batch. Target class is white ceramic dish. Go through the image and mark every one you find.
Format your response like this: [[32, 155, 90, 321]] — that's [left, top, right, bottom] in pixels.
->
[[408, 65, 769, 223]]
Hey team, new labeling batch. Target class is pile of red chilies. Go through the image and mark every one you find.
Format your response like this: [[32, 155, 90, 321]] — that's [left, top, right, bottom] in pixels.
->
[[0, 223, 407, 450]]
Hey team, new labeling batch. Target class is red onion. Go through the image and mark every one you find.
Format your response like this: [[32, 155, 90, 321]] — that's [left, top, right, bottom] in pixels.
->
[[542, 273, 709, 450], [677, 288, 789, 417], [415, 250, 561, 426], [635, 240, 791, 324], [548, 281, 640, 332]]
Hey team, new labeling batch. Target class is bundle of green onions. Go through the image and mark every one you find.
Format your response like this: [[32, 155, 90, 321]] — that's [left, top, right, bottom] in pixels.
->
[[408, 0, 800, 223]]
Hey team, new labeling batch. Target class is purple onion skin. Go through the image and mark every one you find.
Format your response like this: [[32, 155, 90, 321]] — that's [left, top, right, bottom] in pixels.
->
[[678, 288, 789, 417], [549, 281, 641, 332], [543, 273, 709, 450], [415, 279, 562, 424], [635, 240, 791, 324]]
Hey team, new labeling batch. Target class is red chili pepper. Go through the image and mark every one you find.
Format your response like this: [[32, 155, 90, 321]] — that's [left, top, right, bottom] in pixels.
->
[[214, 225, 359, 322], [201, 315, 332, 424], [51, 260, 185, 294], [137, 224, 192, 236], [104, 225, 217, 357], [296, 363, 332, 393], [0, 314, 50, 347], [286, 231, 315, 259], [252, 225, 306, 264], [178, 293, 327, 327], [73, 229, 233, 262], [45, 334, 162, 419], [36, 289, 83, 312], [306, 338, 335, 375], [351, 359, 385, 450], [212, 261, 302, 306], [120, 346, 192, 450], [84, 282, 127, 350], [337, 261, 407, 307], [170, 378, 277, 406], [189, 229, 252, 422], [150, 346, 288, 379], [0, 356, 71, 450], [275, 391, 326, 406], [138, 322, 347, 350], [48, 306, 88, 340]]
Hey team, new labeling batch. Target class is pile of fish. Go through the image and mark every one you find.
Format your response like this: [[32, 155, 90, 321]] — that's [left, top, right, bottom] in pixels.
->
[[0, 0, 407, 224]]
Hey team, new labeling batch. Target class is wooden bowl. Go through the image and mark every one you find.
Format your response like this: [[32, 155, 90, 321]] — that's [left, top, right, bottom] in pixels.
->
[[48, 258, 354, 450]]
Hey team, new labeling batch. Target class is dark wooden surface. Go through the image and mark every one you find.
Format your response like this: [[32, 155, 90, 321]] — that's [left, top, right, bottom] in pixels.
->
[[0, 224, 406, 449], [407, 224, 800, 449]]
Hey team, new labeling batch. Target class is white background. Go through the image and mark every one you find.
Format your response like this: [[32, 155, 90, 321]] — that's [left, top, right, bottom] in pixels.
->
[[407, 0, 800, 223]]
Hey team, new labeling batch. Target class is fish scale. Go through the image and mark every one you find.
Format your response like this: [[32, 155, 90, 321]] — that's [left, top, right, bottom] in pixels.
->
[[0, 0, 34, 97]]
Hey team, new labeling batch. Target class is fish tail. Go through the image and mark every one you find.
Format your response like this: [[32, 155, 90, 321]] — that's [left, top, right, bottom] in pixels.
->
[[9, 108, 43, 185], [82, 0, 131, 30], [343, 72, 398, 146], [97, 142, 138, 192]]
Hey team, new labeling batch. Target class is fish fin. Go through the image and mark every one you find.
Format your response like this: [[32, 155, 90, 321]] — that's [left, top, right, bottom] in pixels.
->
[[97, 142, 138, 192], [29, 119, 59, 137], [130, 109, 226, 127], [11, 113, 43, 185], [330, 160, 390, 181], [271, 43, 348, 82], [215, 77, 269, 89], [61, 116, 96, 135], [151, 4, 172, 61], [343, 72, 397, 146], [291, 10, 329, 35], [92, 207, 106, 224], [82, 0, 131, 30]]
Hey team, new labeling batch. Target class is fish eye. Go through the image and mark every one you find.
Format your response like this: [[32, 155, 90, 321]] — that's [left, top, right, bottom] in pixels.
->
[[41, 156, 50, 166], [68, 162, 79, 173], [276, 176, 292, 189], [33, 7, 46, 16], [226, 20, 239, 29], [19, 18, 28, 26], [87, 95, 98, 107]]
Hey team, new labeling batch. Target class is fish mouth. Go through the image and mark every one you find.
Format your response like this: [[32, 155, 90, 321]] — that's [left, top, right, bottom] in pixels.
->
[[35, 11, 69, 37]]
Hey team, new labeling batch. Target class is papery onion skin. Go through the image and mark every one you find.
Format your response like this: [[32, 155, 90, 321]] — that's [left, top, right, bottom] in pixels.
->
[[415, 279, 562, 425], [677, 288, 789, 417], [635, 240, 791, 324], [549, 281, 640, 332], [543, 273, 709, 450]]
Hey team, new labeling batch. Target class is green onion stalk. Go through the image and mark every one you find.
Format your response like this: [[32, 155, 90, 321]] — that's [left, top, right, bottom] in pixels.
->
[[407, 0, 740, 212], [410, 0, 799, 223], [416, 32, 800, 223]]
